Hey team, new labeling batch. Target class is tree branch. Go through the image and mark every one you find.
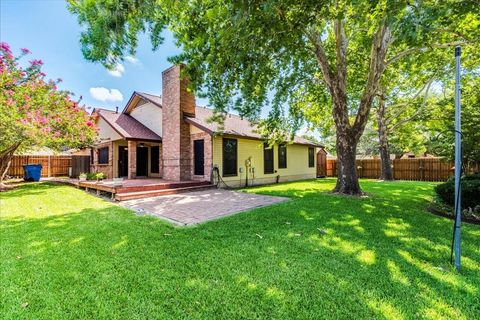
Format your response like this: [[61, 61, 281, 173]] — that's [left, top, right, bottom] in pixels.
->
[[389, 79, 433, 131], [352, 23, 392, 140], [386, 41, 469, 66], [385, 77, 435, 124], [305, 29, 334, 92]]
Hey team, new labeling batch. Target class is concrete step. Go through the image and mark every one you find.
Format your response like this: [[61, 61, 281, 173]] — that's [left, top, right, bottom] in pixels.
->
[[115, 184, 215, 201]]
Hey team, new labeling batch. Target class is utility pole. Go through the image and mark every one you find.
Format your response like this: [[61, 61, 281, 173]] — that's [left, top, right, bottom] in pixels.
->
[[453, 46, 462, 271]]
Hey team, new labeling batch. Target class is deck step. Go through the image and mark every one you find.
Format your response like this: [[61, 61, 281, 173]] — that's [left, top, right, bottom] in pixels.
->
[[115, 184, 215, 201], [115, 181, 211, 193]]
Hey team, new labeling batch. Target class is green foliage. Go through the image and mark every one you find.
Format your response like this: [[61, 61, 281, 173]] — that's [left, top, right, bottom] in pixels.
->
[[68, 1, 479, 138], [435, 174, 480, 209], [426, 74, 480, 165], [1, 180, 479, 318], [85, 172, 105, 180]]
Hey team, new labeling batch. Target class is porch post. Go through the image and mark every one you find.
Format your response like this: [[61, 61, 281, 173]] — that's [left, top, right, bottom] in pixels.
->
[[158, 143, 163, 178], [128, 140, 137, 179]]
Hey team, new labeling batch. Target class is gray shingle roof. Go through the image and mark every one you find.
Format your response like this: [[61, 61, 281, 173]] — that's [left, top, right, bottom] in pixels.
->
[[188, 107, 321, 147], [96, 109, 162, 141], [99, 92, 321, 147]]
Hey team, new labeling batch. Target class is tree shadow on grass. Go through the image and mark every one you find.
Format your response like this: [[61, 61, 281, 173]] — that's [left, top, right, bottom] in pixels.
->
[[1, 180, 479, 319]]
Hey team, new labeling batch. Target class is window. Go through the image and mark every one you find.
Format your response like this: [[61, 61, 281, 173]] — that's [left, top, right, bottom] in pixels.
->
[[264, 143, 274, 174], [278, 144, 287, 169], [98, 147, 109, 164], [194, 140, 205, 176], [151, 146, 159, 173], [308, 147, 315, 168], [222, 138, 237, 176]]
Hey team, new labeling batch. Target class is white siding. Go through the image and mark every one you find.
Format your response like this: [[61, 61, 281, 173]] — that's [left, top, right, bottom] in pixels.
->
[[130, 102, 162, 136], [98, 118, 122, 141]]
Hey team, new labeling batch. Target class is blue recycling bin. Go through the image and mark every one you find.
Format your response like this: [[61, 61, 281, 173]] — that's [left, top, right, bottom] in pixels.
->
[[23, 164, 42, 182]]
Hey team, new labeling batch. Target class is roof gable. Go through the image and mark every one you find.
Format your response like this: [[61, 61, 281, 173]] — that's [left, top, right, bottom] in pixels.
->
[[95, 109, 162, 141], [123, 91, 162, 114]]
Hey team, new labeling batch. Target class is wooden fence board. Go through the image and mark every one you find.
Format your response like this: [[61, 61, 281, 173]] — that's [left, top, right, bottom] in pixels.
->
[[325, 158, 476, 182], [71, 156, 91, 177], [6, 155, 72, 178]]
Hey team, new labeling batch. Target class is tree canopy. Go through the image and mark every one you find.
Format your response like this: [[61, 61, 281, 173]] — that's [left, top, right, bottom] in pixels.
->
[[68, 0, 479, 194], [0, 42, 97, 184]]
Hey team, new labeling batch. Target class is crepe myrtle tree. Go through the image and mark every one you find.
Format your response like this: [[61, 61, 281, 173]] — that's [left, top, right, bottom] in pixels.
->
[[68, 0, 477, 195], [0, 43, 97, 187]]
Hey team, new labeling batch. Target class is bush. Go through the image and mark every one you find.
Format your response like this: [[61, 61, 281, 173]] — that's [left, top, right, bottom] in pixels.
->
[[435, 174, 480, 209], [86, 173, 97, 180]]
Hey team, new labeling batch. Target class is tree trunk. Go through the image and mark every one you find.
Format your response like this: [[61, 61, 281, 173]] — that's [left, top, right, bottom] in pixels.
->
[[333, 133, 362, 195], [0, 142, 21, 189], [376, 94, 394, 180]]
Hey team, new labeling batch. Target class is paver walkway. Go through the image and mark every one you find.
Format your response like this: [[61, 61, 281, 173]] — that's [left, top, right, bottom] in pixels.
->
[[120, 189, 289, 225]]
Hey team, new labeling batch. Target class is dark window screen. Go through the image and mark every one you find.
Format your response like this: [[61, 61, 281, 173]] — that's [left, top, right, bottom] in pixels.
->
[[151, 146, 159, 173], [223, 138, 237, 176], [98, 147, 109, 164], [264, 144, 274, 174], [278, 144, 287, 169], [308, 147, 315, 168]]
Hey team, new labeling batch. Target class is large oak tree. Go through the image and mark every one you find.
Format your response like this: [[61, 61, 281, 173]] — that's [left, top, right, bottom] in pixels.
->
[[69, 0, 478, 195]]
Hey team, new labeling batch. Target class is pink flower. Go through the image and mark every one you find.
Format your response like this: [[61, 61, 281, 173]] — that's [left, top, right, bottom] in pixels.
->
[[21, 48, 31, 54], [24, 95, 31, 101], [29, 59, 43, 66], [86, 120, 94, 127], [0, 42, 12, 54]]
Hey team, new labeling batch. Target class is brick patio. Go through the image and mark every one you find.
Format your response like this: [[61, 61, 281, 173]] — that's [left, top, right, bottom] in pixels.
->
[[120, 189, 289, 225]]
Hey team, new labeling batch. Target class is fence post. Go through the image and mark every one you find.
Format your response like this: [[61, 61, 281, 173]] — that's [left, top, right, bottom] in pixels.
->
[[48, 155, 51, 177], [419, 158, 424, 181]]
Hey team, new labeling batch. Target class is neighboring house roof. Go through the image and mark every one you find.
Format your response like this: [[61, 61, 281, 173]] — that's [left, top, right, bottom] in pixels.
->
[[94, 108, 162, 142], [135, 93, 322, 147]]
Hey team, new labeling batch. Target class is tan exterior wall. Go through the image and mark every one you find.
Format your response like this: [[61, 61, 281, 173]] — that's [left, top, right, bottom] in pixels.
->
[[212, 136, 316, 187], [129, 102, 162, 137]]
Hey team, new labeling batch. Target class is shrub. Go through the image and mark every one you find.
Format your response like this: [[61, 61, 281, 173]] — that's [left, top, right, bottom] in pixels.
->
[[86, 172, 97, 180], [435, 174, 480, 209]]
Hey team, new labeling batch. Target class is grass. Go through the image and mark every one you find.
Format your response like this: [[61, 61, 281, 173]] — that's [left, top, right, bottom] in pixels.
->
[[0, 179, 479, 319]]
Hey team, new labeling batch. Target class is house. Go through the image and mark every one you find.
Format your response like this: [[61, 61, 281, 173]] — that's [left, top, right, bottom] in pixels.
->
[[90, 65, 322, 187]]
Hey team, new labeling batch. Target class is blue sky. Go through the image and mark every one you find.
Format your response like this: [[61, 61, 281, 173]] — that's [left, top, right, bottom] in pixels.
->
[[0, 0, 208, 111]]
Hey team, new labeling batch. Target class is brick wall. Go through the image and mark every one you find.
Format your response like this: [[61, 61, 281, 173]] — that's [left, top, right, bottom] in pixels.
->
[[91, 141, 114, 178], [190, 131, 213, 182], [162, 65, 195, 181]]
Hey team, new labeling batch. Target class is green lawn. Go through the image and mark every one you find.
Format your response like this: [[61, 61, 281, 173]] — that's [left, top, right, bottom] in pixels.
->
[[0, 179, 479, 319]]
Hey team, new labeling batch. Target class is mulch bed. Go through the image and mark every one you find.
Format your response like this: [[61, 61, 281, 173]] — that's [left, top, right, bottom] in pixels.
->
[[427, 205, 480, 225]]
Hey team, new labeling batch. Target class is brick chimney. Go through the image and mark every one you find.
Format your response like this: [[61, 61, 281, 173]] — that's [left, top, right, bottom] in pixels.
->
[[161, 65, 195, 181]]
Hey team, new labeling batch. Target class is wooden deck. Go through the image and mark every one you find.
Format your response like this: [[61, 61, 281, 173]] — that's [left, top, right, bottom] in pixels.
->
[[77, 178, 214, 201]]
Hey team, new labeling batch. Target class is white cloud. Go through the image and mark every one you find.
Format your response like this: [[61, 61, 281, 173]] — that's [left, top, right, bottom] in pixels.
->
[[89, 87, 124, 102], [125, 56, 139, 64], [107, 63, 125, 77]]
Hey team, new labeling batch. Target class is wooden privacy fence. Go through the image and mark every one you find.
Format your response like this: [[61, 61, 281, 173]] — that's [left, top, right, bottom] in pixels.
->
[[71, 155, 91, 177], [6, 155, 91, 178], [326, 158, 478, 182]]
